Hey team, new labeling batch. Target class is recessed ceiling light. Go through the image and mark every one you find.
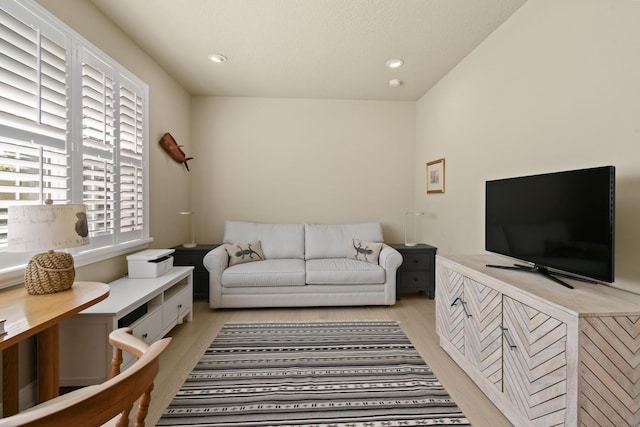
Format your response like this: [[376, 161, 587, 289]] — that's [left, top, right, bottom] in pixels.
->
[[388, 79, 402, 88], [208, 53, 227, 63], [385, 59, 404, 69]]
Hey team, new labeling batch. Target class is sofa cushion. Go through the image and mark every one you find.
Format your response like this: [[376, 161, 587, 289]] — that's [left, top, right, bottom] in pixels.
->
[[346, 239, 383, 264], [306, 258, 385, 285], [225, 240, 265, 266], [224, 221, 305, 259], [222, 259, 306, 287], [305, 223, 383, 260]]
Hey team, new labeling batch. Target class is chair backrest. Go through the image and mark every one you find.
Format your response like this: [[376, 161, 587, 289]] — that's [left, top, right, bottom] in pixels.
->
[[0, 328, 171, 427]]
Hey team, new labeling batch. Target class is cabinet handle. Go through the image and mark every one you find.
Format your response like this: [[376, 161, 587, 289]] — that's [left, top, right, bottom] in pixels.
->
[[451, 297, 472, 318], [178, 304, 182, 309], [460, 300, 472, 318], [500, 325, 517, 350], [142, 332, 148, 339]]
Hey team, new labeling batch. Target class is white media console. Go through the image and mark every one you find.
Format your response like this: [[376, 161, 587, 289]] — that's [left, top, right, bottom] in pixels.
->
[[436, 254, 640, 427], [59, 266, 193, 386]]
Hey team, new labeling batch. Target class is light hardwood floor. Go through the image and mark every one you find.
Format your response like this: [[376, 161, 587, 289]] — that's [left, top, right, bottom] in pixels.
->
[[148, 295, 513, 426]]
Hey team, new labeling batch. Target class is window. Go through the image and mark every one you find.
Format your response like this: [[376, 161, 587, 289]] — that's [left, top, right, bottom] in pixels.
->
[[0, 0, 149, 285]]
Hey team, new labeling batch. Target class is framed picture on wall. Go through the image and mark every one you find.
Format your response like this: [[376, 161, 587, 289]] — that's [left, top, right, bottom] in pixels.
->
[[426, 158, 445, 194]]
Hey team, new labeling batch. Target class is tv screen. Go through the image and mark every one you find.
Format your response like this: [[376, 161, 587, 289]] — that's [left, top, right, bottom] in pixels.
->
[[485, 166, 615, 283]]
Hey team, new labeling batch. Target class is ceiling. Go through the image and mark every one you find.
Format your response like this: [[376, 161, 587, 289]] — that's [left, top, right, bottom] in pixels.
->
[[90, 0, 527, 101]]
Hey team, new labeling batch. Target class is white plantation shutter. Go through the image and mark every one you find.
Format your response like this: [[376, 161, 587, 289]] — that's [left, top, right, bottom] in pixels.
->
[[81, 63, 115, 152], [119, 85, 143, 158], [81, 57, 116, 243], [119, 164, 142, 232], [118, 82, 144, 235], [82, 154, 115, 236], [0, 0, 149, 278], [0, 138, 68, 202], [0, 4, 69, 254], [0, 7, 67, 143]]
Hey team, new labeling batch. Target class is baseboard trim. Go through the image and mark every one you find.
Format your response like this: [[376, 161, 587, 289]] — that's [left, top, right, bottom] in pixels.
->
[[19, 380, 37, 411], [0, 380, 37, 417]]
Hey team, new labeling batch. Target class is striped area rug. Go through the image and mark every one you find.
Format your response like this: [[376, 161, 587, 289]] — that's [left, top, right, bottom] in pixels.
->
[[158, 321, 471, 426]]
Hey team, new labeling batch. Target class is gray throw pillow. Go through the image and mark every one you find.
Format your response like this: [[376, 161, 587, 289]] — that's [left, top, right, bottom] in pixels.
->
[[225, 240, 266, 266], [347, 239, 382, 264]]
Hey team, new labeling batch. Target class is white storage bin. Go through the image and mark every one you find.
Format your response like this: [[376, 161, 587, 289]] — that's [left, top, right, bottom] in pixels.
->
[[127, 249, 175, 278]]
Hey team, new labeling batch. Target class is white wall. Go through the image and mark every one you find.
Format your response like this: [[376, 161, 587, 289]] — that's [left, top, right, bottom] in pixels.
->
[[191, 97, 416, 243], [415, 0, 640, 293]]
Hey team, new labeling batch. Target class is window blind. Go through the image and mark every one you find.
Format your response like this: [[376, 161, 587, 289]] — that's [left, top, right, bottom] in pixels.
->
[[0, 0, 149, 275], [0, 7, 67, 144], [118, 82, 144, 234], [81, 58, 116, 241]]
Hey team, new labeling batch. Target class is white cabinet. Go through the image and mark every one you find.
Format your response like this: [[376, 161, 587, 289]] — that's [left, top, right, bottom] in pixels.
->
[[437, 254, 640, 427], [501, 296, 568, 426], [59, 267, 194, 386], [435, 265, 464, 352], [436, 267, 502, 392], [162, 282, 192, 331], [463, 276, 503, 390]]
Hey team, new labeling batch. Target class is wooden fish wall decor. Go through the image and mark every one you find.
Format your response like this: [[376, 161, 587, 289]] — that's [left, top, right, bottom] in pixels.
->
[[159, 132, 193, 171]]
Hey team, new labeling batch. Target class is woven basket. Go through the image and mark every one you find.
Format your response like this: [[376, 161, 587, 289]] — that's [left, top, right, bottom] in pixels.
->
[[25, 252, 76, 295]]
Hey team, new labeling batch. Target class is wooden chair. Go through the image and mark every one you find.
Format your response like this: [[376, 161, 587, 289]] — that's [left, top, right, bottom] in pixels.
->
[[0, 328, 171, 427]]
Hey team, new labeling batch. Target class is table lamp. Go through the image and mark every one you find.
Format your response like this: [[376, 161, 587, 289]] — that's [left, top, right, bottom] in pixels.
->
[[8, 200, 90, 295], [179, 211, 196, 248], [404, 211, 424, 247]]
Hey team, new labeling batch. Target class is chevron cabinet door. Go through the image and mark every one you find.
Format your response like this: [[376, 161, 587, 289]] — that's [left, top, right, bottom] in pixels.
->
[[436, 267, 503, 392], [435, 266, 465, 355], [464, 277, 503, 392], [579, 316, 640, 426], [502, 296, 568, 427]]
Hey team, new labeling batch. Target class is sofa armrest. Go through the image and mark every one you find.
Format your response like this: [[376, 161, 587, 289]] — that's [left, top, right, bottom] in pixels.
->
[[379, 244, 403, 304], [379, 244, 403, 271], [203, 245, 229, 309]]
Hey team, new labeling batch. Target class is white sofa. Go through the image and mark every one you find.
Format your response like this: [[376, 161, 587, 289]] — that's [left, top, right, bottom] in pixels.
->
[[203, 221, 403, 309]]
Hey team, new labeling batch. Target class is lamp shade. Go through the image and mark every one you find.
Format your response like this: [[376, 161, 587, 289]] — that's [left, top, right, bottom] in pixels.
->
[[7, 202, 89, 295], [8, 203, 89, 253]]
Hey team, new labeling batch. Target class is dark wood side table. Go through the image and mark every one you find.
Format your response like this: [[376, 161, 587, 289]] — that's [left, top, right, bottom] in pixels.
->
[[171, 244, 220, 300], [389, 243, 438, 299]]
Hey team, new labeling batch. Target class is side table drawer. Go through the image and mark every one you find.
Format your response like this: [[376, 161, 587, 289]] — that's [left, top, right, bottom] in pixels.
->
[[401, 253, 433, 271], [399, 271, 429, 291]]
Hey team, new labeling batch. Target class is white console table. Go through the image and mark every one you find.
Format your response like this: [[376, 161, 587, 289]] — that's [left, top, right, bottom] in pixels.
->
[[436, 254, 640, 427], [59, 266, 194, 386]]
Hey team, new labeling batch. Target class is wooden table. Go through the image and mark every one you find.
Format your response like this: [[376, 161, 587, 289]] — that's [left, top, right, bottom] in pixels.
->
[[0, 281, 109, 416]]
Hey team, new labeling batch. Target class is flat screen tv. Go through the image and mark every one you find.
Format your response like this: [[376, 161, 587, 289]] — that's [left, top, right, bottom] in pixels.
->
[[485, 166, 615, 288]]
